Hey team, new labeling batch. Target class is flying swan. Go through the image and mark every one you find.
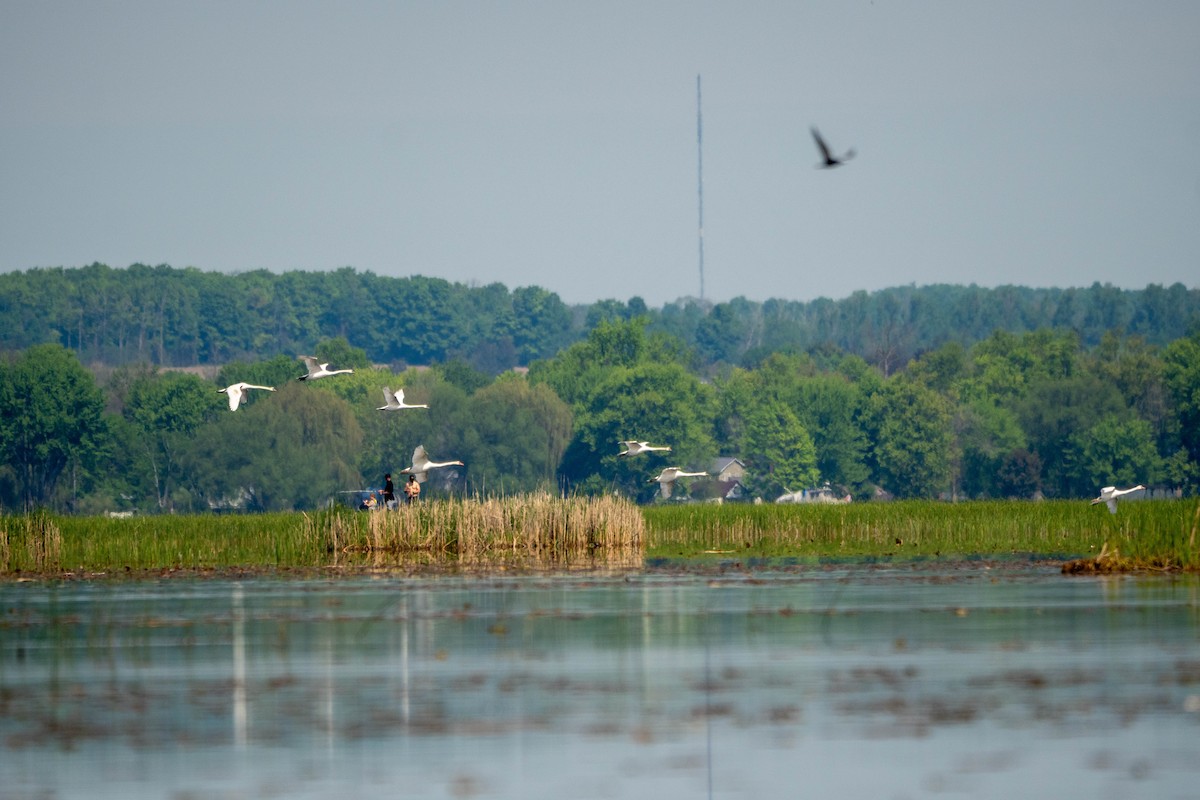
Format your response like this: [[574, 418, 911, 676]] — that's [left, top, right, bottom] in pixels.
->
[[378, 387, 429, 411], [297, 355, 354, 381], [218, 382, 275, 411], [1091, 485, 1145, 514], [618, 440, 672, 457], [400, 445, 465, 483], [650, 466, 708, 500]]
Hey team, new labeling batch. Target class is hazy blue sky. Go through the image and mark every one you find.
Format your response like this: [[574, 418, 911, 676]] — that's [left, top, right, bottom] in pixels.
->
[[2, 1, 1197, 306]]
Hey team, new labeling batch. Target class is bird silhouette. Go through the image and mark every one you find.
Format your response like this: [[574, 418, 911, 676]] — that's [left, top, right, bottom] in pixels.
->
[[400, 445, 465, 483], [378, 387, 428, 411], [217, 382, 275, 411], [297, 355, 354, 381], [1091, 485, 1145, 514], [811, 126, 855, 168]]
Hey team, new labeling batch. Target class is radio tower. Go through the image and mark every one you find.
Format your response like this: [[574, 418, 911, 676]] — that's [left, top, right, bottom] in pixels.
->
[[696, 74, 705, 300]]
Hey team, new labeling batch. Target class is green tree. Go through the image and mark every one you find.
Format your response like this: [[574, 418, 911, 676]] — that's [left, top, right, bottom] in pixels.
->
[[187, 383, 363, 511], [459, 376, 573, 493], [560, 362, 715, 500], [955, 400, 1027, 499], [864, 380, 955, 499], [1016, 374, 1125, 497], [124, 371, 219, 511], [528, 318, 685, 409], [793, 375, 871, 494], [1068, 416, 1162, 490], [0, 344, 108, 510], [1162, 332, 1200, 477], [739, 401, 819, 500]]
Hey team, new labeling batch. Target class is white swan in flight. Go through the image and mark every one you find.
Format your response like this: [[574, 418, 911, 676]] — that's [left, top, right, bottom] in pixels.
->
[[650, 466, 708, 499], [1091, 485, 1145, 514], [400, 445, 465, 483], [297, 355, 354, 381], [378, 387, 428, 411], [618, 440, 672, 457], [218, 382, 275, 411]]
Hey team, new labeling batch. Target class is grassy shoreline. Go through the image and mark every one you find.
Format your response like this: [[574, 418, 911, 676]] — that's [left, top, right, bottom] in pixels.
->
[[2, 497, 1197, 577]]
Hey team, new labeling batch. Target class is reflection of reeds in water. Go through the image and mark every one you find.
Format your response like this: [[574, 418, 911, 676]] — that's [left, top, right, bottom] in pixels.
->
[[0, 511, 62, 571], [348, 493, 643, 561]]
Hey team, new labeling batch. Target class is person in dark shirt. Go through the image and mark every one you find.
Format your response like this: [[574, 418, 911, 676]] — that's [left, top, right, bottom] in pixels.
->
[[382, 473, 396, 510]]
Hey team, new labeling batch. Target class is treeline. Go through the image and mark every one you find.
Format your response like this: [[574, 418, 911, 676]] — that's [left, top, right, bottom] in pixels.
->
[[2, 264, 1197, 374], [2, 319, 1199, 514]]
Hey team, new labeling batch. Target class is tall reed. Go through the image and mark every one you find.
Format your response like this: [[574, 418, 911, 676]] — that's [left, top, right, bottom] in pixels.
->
[[350, 492, 643, 558], [0, 510, 62, 572], [645, 499, 1200, 569]]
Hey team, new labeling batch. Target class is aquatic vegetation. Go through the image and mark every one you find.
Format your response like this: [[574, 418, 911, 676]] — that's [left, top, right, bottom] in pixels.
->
[[0, 510, 61, 571], [1, 497, 1195, 575], [0, 493, 644, 574], [644, 499, 1200, 570], [348, 492, 643, 558]]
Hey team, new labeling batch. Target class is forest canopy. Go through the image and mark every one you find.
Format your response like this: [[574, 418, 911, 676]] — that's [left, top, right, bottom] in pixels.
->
[[1, 264, 1198, 513], [1, 263, 1196, 374]]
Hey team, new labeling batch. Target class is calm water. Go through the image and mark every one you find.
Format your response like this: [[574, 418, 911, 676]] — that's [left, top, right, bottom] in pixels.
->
[[2, 563, 1198, 799]]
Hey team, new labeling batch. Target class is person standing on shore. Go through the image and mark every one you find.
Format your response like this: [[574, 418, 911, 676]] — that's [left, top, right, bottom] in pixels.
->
[[404, 474, 421, 504], [382, 473, 396, 509]]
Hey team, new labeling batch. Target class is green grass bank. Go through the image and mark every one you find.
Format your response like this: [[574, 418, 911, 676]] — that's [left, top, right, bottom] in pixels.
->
[[2, 497, 1197, 576]]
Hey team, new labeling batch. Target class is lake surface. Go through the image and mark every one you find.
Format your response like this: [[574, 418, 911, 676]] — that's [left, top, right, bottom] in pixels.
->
[[2, 562, 1199, 799]]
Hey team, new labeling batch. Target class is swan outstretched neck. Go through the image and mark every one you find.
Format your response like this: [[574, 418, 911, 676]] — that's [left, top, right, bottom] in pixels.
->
[[378, 387, 429, 411], [618, 440, 672, 457], [218, 382, 276, 411], [649, 466, 708, 499], [297, 355, 355, 381], [1091, 484, 1145, 514], [399, 445, 465, 483]]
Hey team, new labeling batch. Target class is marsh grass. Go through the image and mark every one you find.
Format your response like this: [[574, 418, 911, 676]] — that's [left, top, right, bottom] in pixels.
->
[[645, 499, 1200, 569], [2, 497, 1195, 575], [0, 493, 645, 574], [0, 511, 62, 572]]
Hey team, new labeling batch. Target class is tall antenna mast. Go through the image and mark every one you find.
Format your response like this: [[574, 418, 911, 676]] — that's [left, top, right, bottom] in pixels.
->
[[696, 74, 705, 300]]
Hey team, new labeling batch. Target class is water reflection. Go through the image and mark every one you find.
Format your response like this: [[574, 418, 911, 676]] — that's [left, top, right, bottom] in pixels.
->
[[1, 564, 1198, 798]]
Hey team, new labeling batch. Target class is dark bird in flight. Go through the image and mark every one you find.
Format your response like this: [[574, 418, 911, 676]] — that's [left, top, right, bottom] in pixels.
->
[[811, 126, 855, 168]]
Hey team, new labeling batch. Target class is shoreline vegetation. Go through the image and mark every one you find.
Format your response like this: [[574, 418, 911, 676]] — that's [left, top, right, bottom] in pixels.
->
[[2, 496, 1198, 578]]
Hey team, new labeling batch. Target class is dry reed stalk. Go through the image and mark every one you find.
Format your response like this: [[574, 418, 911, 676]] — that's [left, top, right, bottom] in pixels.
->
[[353, 493, 644, 558]]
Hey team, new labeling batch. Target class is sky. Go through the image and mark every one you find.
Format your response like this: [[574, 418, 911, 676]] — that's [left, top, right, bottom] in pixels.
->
[[2, 1, 1198, 307]]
